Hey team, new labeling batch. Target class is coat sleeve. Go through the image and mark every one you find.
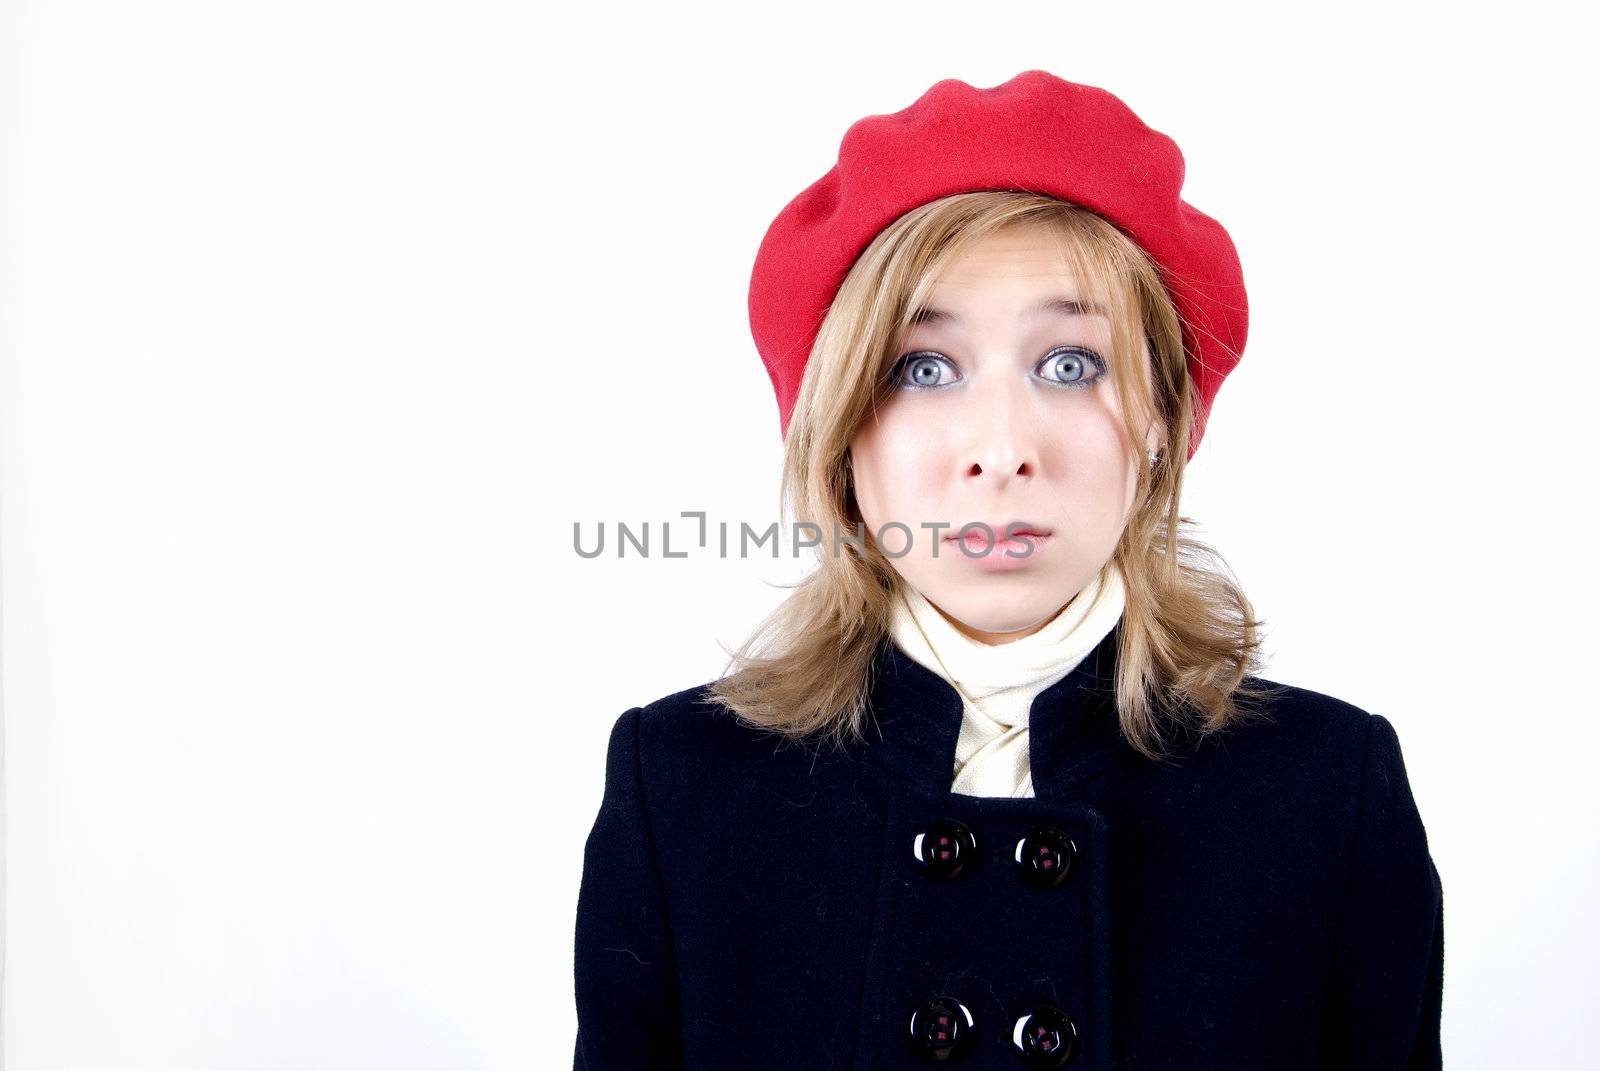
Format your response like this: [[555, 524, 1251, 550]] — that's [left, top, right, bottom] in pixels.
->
[[572, 706, 684, 1070], [1320, 712, 1445, 1068]]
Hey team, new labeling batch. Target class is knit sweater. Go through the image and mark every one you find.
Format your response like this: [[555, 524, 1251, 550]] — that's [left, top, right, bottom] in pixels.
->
[[885, 561, 1128, 797]]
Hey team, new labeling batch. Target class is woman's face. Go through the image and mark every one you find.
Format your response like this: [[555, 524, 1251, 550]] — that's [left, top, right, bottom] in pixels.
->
[[849, 225, 1158, 644]]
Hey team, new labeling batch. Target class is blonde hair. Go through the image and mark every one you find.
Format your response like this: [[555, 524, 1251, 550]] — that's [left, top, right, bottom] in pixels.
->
[[709, 190, 1284, 763]]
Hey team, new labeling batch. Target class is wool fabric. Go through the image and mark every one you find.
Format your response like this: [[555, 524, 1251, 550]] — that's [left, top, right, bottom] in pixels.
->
[[573, 627, 1446, 1067], [888, 561, 1128, 797]]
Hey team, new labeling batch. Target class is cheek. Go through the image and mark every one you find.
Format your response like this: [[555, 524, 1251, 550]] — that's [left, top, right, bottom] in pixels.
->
[[851, 418, 948, 525], [1052, 414, 1136, 513]]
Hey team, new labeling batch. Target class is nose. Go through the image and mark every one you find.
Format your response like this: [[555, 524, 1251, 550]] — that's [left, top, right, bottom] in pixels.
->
[[960, 374, 1038, 491]]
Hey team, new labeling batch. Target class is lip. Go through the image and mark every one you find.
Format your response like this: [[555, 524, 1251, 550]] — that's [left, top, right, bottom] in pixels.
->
[[943, 521, 1055, 540], [943, 523, 1053, 572]]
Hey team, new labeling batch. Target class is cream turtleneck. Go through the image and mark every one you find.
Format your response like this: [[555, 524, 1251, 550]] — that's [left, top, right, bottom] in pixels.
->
[[886, 561, 1127, 798]]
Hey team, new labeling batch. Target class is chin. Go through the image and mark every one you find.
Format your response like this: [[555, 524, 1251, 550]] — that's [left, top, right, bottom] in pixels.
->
[[931, 585, 1068, 637]]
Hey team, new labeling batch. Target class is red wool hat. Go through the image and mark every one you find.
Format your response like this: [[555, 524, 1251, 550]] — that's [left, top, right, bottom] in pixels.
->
[[747, 70, 1247, 462]]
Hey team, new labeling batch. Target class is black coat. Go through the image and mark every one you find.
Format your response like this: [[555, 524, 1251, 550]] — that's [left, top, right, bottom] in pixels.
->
[[572, 622, 1444, 1069]]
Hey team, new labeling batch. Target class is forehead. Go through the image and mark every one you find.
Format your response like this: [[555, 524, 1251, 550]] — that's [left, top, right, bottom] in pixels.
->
[[911, 225, 1111, 325]]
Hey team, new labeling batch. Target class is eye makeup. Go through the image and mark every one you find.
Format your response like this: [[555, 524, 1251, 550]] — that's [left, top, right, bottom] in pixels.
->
[[885, 346, 1108, 391]]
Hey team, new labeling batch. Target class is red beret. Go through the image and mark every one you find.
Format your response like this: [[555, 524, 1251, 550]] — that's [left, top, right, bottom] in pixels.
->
[[746, 70, 1247, 462]]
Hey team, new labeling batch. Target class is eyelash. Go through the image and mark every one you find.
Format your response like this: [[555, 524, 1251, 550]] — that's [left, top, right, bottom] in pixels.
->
[[887, 347, 1108, 392]]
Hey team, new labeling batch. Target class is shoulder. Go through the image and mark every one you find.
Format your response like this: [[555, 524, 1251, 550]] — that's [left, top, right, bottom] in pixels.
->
[[1228, 673, 1388, 752], [1233, 680, 1440, 933], [596, 678, 855, 827], [1189, 674, 1421, 816], [622, 676, 811, 777]]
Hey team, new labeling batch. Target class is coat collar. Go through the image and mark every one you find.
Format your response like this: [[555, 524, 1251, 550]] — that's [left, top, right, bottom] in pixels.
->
[[859, 614, 1131, 800]]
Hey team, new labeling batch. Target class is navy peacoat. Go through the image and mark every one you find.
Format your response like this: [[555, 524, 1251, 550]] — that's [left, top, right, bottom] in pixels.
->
[[572, 621, 1445, 1068]]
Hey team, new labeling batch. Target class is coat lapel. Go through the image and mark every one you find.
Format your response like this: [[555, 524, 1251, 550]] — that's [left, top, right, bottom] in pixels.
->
[[860, 614, 1131, 799]]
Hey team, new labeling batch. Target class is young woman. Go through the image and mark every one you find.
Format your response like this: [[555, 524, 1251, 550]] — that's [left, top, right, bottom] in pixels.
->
[[573, 70, 1443, 1069]]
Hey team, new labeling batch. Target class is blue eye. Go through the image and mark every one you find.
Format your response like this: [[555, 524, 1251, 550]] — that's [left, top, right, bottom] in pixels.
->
[[1036, 346, 1107, 390], [888, 347, 1108, 392], [890, 352, 961, 390]]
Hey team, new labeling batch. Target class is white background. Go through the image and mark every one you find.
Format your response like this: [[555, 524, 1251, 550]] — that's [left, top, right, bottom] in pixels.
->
[[3, 0, 1595, 1066]]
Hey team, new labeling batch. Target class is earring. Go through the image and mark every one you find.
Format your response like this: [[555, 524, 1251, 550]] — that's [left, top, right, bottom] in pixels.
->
[[1148, 448, 1160, 465]]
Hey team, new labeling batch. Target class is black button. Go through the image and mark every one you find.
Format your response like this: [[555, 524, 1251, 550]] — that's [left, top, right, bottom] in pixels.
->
[[1012, 827, 1077, 888], [912, 819, 979, 879], [908, 995, 977, 1062], [1010, 1004, 1078, 1066]]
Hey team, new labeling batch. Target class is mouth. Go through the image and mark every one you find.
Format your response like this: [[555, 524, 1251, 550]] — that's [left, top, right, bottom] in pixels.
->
[[942, 523, 1053, 568], [943, 523, 1054, 541]]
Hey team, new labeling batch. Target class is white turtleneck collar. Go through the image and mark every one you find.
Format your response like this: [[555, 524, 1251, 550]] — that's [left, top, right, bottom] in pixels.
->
[[887, 561, 1128, 798]]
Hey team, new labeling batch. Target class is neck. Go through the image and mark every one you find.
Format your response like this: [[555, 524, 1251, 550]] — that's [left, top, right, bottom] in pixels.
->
[[933, 596, 1077, 645], [889, 563, 1128, 699]]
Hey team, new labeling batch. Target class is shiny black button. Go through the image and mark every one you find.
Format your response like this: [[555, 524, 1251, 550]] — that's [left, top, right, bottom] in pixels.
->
[[908, 995, 977, 1062], [1012, 827, 1077, 888], [1010, 1004, 1078, 1066], [912, 819, 978, 879]]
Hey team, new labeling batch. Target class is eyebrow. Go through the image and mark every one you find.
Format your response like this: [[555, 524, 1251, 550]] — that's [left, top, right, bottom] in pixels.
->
[[909, 295, 1108, 325]]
